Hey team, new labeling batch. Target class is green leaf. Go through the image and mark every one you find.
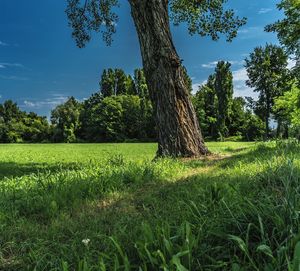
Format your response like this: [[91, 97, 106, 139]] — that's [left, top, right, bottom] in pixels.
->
[[257, 244, 274, 259], [293, 241, 300, 271]]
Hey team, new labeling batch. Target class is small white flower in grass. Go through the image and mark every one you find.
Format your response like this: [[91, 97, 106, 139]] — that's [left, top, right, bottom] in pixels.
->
[[82, 238, 90, 246]]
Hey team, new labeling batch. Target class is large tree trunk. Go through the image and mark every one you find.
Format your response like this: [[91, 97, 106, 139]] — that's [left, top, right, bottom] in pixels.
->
[[129, 0, 209, 157]]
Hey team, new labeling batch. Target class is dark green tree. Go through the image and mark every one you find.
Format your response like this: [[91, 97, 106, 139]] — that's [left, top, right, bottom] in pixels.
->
[[243, 112, 265, 141], [100, 69, 115, 97], [133, 69, 148, 98], [0, 101, 50, 143], [193, 75, 218, 138], [245, 44, 289, 139], [22, 112, 50, 142], [79, 92, 104, 141], [0, 100, 24, 123], [275, 82, 300, 139], [66, 0, 246, 157], [51, 97, 82, 142], [266, 0, 300, 80], [114, 69, 128, 95], [126, 75, 136, 96], [229, 97, 246, 137], [214, 61, 233, 140]]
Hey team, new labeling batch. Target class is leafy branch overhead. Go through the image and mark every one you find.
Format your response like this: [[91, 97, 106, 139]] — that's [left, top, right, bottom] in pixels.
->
[[66, 0, 247, 48]]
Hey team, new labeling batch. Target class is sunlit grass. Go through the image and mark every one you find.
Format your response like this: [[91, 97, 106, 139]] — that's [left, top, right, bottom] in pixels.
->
[[0, 141, 299, 270]]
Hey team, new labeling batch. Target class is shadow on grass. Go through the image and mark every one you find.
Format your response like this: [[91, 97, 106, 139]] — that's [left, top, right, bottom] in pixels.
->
[[0, 162, 83, 180], [1, 141, 300, 270]]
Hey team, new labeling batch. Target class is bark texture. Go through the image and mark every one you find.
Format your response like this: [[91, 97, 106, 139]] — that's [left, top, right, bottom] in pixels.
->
[[129, 0, 209, 157]]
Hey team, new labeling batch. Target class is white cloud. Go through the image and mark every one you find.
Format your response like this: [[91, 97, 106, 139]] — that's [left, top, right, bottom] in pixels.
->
[[201, 60, 244, 69], [238, 26, 262, 34], [192, 83, 200, 93], [0, 62, 24, 69], [258, 8, 272, 14], [192, 80, 207, 94], [201, 61, 218, 69], [232, 68, 248, 82], [0, 75, 28, 81], [234, 81, 258, 99], [287, 58, 297, 70], [23, 95, 68, 109], [232, 68, 257, 99], [0, 41, 8, 46], [237, 26, 266, 40]]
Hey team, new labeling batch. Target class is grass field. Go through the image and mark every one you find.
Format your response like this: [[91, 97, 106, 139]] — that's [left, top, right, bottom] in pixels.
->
[[1, 141, 300, 270]]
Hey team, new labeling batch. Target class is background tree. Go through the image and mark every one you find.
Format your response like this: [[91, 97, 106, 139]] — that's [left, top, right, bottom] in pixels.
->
[[0, 100, 50, 143], [275, 82, 300, 139], [133, 69, 149, 98], [245, 44, 289, 139], [114, 69, 128, 95], [100, 69, 115, 97], [51, 97, 82, 142], [229, 97, 246, 137], [79, 92, 104, 141], [126, 75, 136, 96], [22, 112, 50, 143], [242, 112, 265, 141], [266, 0, 300, 80], [66, 0, 246, 157], [214, 61, 233, 140], [193, 75, 218, 138]]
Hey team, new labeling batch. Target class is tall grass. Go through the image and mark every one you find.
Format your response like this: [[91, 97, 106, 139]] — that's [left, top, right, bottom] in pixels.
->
[[0, 141, 299, 270]]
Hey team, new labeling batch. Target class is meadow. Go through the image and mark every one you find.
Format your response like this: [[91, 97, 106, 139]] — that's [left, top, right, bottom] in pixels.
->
[[1, 141, 300, 270]]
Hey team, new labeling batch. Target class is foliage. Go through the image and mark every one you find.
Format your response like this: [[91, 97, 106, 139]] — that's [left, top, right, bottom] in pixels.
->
[[99, 68, 149, 98], [245, 44, 290, 138], [77, 94, 156, 142], [214, 61, 233, 139], [51, 97, 82, 142], [266, 0, 300, 79], [0, 100, 50, 143], [0, 68, 156, 144], [193, 62, 264, 141], [275, 83, 300, 139], [66, 0, 246, 48]]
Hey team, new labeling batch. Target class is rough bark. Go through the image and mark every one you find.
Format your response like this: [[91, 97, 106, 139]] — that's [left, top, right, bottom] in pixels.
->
[[129, 0, 209, 157]]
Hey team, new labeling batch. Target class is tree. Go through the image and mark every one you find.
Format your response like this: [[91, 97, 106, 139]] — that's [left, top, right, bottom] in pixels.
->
[[0, 100, 24, 123], [100, 69, 115, 97], [214, 61, 233, 140], [79, 92, 104, 141], [66, 0, 246, 157], [275, 82, 300, 139], [193, 75, 218, 138], [0, 101, 50, 143], [114, 69, 128, 95], [243, 112, 265, 141], [266, 0, 300, 80], [245, 44, 289, 139], [22, 112, 50, 142], [51, 97, 82, 142], [133, 69, 148, 98], [126, 75, 136, 96], [229, 97, 246, 137]]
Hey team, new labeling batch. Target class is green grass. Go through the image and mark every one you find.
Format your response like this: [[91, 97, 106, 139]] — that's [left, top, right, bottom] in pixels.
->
[[0, 141, 300, 270]]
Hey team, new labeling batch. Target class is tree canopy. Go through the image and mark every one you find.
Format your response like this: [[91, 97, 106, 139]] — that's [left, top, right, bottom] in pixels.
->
[[245, 44, 289, 138], [66, 0, 246, 48], [266, 0, 300, 78]]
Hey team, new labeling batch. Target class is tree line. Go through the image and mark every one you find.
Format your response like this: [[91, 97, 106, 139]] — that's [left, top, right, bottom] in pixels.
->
[[0, 69, 155, 143], [1, 52, 298, 143], [194, 43, 299, 142]]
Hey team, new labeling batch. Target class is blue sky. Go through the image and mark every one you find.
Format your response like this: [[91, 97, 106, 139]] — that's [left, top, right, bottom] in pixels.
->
[[0, 0, 288, 117]]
